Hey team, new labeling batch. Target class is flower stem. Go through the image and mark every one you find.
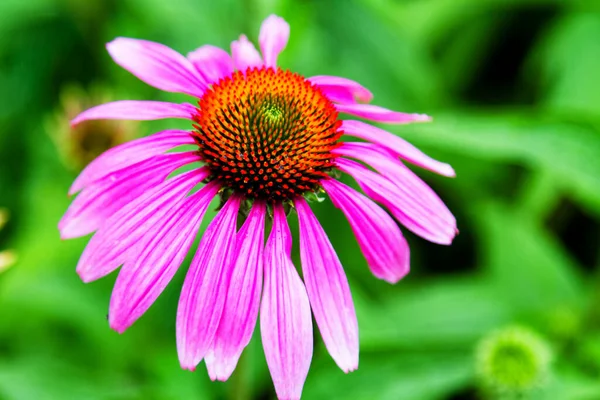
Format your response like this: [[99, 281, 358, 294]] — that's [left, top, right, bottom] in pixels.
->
[[230, 351, 249, 400]]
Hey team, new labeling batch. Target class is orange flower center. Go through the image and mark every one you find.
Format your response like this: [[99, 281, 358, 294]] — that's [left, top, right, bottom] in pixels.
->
[[193, 67, 341, 202]]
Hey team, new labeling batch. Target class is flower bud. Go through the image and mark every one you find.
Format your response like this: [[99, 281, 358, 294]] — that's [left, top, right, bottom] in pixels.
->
[[476, 325, 552, 397]]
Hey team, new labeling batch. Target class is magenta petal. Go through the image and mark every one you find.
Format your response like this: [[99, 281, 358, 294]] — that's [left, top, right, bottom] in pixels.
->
[[341, 120, 454, 177], [337, 142, 456, 231], [295, 198, 358, 373], [109, 181, 219, 333], [261, 204, 313, 400], [75, 169, 207, 283], [322, 179, 409, 283], [231, 35, 263, 71], [259, 15, 290, 68], [69, 129, 195, 195], [59, 152, 199, 239], [308, 76, 373, 104], [187, 45, 234, 85], [335, 154, 456, 245], [336, 103, 431, 124], [177, 196, 241, 370], [205, 201, 267, 381], [70, 101, 197, 126], [106, 38, 207, 97]]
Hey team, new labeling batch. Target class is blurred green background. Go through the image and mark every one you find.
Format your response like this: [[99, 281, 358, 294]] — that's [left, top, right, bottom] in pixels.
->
[[1, 0, 600, 399]]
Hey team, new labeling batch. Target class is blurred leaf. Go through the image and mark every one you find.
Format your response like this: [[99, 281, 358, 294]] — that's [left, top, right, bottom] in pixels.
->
[[397, 113, 600, 215], [531, 12, 600, 120], [305, 351, 471, 400], [0, 357, 138, 400], [356, 278, 513, 350], [476, 200, 584, 312]]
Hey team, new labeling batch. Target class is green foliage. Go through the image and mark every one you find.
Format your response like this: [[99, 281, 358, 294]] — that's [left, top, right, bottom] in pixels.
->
[[1, 0, 599, 399]]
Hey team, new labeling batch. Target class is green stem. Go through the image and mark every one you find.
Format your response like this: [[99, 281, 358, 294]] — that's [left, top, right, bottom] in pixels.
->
[[230, 351, 249, 400]]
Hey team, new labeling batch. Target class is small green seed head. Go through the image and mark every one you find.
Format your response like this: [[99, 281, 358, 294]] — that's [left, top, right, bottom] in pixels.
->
[[476, 326, 551, 397]]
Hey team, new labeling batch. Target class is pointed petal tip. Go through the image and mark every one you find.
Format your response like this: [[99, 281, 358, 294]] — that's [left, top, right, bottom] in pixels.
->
[[68, 184, 80, 196], [58, 232, 71, 241], [76, 269, 95, 284], [431, 161, 455, 177], [206, 366, 229, 382], [178, 360, 197, 372], [206, 357, 239, 382], [336, 354, 359, 373], [383, 269, 409, 284], [342, 363, 359, 374], [76, 259, 109, 283], [435, 229, 458, 246], [415, 113, 433, 122], [108, 320, 128, 334], [208, 372, 230, 382], [58, 227, 83, 240], [57, 227, 68, 240], [360, 92, 374, 103], [105, 37, 123, 54]]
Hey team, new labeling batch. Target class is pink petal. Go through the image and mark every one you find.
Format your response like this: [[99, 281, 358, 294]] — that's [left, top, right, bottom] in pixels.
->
[[321, 179, 409, 283], [187, 45, 234, 85], [106, 37, 207, 97], [336, 103, 431, 124], [341, 120, 455, 177], [59, 152, 199, 239], [261, 204, 313, 400], [70, 101, 197, 126], [231, 35, 263, 72], [177, 196, 241, 370], [295, 198, 358, 373], [259, 14, 290, 68], [69, 129, 195, 195], [337, 142, 456, 230], [75, 168, 207, 283], [336, 157, 456, 245], [109, 181, 220, 333], [308, 76, 373, 104], [205, 201, 267, 381]]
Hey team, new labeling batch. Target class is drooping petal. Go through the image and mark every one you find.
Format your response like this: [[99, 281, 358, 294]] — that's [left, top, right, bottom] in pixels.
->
[[75, 168, 207, 283], [295, 198, 358, 373], [336, 103, 431, 124], [69, 129, 195, 195], [231, 35, 263, 71], [177, 196, 241, 370], [71, 101, 197, 126], [187, 45, 234, 85], [59, 152, 199, 239], [106, 38, 208, 97], [308, 76, 373, 104], [109, 181, 220, 333], [261, 204, 313, 400], [259, 14, 290, 68], [205, 201, 267, 381], [341, 120, 455, 177], [321, 179, 409, 283], [336, 157, 456, 245], [335, 142, 456, 236]]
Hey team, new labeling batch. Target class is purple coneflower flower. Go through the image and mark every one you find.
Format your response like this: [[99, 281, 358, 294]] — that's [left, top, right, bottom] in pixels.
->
[[60, 14, 456, 399]]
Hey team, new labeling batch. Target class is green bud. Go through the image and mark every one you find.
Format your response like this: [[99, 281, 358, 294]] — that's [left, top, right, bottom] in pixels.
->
[[476, 326, 551, 397]]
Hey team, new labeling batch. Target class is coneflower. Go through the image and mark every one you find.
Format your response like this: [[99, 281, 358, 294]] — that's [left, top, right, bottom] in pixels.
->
[[60, 15, 457, 399]]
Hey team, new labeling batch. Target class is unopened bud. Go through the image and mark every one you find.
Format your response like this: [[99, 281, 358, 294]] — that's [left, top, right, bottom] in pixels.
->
[[476, 325, 551, 397]]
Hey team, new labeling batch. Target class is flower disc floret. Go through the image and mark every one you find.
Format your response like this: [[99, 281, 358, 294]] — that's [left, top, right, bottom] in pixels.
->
[[193, 67, 341, 202]]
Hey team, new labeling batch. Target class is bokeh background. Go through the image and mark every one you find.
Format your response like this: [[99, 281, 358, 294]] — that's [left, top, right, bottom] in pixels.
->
[[1, 0, 600, 399]]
